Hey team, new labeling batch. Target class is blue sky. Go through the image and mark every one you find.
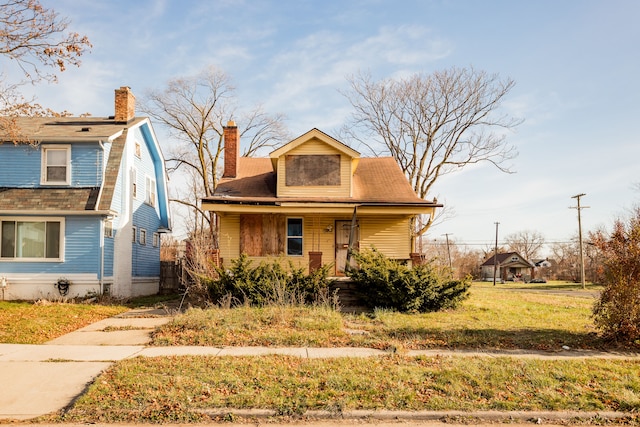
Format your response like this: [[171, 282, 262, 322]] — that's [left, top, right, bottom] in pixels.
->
[[10, 0, 640, 250]]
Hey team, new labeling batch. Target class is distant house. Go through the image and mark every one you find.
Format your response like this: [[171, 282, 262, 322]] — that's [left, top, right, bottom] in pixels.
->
[[201, 124, 441, 275], [0, 87, 171, 300], [480, 252, 535, 282]]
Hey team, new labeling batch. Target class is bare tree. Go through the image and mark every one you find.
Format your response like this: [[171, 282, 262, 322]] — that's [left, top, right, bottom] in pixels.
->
[[140, 65, 289, 241], [0, 0, 91, 83], [342, 67, 521, 235], [1, 0, 91, 141], [505, 230, 546, 261], [550, 239, 580, 281]]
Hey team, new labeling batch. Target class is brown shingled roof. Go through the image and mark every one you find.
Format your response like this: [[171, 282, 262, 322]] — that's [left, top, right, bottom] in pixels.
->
[[1, 116, 146, 143], [210, 156, 432, 205]]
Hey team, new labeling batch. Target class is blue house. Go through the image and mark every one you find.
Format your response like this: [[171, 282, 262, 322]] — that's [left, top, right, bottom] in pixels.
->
[[0, 87, 171, 300]]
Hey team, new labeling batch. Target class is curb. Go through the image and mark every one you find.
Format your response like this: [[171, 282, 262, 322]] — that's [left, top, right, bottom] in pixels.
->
[[198, 408, 634, 423]]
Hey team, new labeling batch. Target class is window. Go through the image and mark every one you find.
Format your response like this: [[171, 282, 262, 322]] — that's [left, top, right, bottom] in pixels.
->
[[104, 220, 113, 238], [139, 229, 147, 245], [285, 155, 340, 186], [134, 141, 141, 158], [145, 176, 156, 206], [131, 168, 138, 199], [1, 218, 63, 260], [132, 226, 137, 243], [286, 218, 303, 256], [153, 232, 160, 247], [41, 145, 70, 185]]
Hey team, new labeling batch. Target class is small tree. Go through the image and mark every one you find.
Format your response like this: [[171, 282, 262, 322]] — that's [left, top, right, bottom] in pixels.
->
[[590, 207, 640, 343]]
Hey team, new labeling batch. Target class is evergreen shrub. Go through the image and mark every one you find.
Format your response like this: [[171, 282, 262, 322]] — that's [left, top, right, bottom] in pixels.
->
[[347, 248, 470, 312]]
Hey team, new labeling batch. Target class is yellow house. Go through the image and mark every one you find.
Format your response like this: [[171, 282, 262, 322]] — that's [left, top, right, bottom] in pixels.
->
[[201, 122, 441, 275]]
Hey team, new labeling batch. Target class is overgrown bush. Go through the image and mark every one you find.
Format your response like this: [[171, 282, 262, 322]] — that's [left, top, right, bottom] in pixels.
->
[[591, 207, 640, 344], [210, 254, 334, 306], [347, 248, 470, 312]]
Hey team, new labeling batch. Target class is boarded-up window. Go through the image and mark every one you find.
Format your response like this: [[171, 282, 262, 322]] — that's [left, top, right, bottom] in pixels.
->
[[285, 155, 340, 186], [240, 214, 285, 256]]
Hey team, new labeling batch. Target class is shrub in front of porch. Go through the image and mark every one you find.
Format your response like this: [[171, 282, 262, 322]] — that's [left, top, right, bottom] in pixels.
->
[[209, 254, 333, 306], [347, 248, 471, 313]]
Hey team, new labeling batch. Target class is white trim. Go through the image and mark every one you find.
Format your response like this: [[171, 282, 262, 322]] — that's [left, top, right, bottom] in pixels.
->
[[132, 225, 137, 243], [40, 144, 71, 185], [139, 228, 147, 245], [0, 216, 65, 262]]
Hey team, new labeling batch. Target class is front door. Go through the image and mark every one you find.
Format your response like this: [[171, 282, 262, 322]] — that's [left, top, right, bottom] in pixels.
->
[[335, 220, 359, 276]]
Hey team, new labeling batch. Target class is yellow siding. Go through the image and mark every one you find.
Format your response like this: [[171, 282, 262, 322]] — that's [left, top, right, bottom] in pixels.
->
[[276, 138, 352, 198], [218, 213, 414, 271], [218, 213, 240, 264], [359, 215, 412, 259], [219, 213, 338, 272]]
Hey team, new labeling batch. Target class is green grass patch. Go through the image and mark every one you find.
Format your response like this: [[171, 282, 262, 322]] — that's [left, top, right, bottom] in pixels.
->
[[153, 282, 613, 350], [0, 301, 128, 344], [59, 355, 640, 423]]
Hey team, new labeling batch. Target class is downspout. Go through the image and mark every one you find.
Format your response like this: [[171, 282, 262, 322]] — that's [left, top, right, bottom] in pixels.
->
[[98, 140, 106, 295]]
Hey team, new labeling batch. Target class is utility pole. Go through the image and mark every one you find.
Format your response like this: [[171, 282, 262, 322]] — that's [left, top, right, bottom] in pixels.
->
[[442, 233, 453, 270], [493, 222, 499, 286], [570, 193, 589, 289]]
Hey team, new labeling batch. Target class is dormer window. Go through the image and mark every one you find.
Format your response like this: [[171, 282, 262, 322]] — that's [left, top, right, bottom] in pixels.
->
[[285, 155, 340, 186], [41, 145, 70, 185]]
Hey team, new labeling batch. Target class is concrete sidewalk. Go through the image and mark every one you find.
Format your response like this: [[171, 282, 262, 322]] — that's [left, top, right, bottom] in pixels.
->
[[1, 310, 639, 421]]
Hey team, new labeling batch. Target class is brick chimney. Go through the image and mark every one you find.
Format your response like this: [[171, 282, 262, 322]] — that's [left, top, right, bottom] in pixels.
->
[[223, 121, 239, 178], [114, 86, 135, 123]]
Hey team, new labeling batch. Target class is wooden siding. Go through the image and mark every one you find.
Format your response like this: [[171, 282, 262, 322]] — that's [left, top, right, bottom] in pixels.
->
[[218, 213, 414, 271], [239, 214, 285, 256], [276, 138, 352, 198]]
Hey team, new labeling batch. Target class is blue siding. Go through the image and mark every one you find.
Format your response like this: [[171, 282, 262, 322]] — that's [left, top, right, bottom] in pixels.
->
[[0, 144, 40, 186], [71, 143, 102, 186], [130, 127, 162, 277], [0, 216, 101, 275], [0, 143, 102, 187], [132, 203, 161, 277]]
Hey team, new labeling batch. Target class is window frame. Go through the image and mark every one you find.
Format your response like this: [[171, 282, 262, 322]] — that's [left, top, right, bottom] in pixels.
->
[[139, 228, 147, 245], [132, 226, 137, 243], [131, 167, 138, 199], [286, 217, 303, 256], [0, 217, 65, 262], [145, 176, 156, 207], [152, 232, 160, 247], [104, 220, 113, 238], [41, 144, 71, 185]]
